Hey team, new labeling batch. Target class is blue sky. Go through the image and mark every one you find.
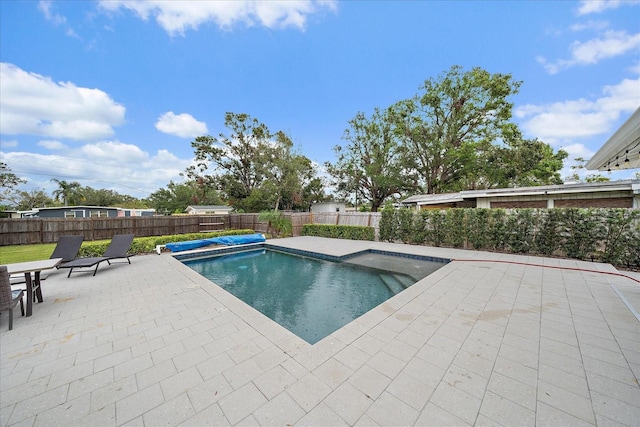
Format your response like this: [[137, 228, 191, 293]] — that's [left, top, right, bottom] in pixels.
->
[[1, 0, 639, 201]]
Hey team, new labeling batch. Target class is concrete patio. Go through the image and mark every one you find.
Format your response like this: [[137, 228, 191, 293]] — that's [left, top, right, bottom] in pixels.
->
[[1, 236, 639, 426]]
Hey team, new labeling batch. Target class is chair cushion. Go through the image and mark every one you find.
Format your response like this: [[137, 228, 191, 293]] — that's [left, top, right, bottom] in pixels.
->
[[11, 290, 23, 299]]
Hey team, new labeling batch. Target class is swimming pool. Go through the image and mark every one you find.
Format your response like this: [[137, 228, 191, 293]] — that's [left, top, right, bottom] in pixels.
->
[[182, 247, 448, 344]]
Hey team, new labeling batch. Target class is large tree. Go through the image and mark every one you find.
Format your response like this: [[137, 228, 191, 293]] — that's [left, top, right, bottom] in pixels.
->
[[390, 65, 565, 193], [148, 180, 223, 215], [326, 108, 414, 211], [1, 162, 26, 209], [186, 112, 320, 212], [50, 179, 84, 206]]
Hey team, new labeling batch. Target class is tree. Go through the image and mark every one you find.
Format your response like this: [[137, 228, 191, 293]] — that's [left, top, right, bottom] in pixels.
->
[[1, 162, 27, 209], [326, 108, 413, 212], [567, 157, 610, 183], [13, 189, 53, 210], [148, 180, 223, 215], [186, 112, 320, 212], [390, 65, 563, 193], [50, 179, 84, 206]]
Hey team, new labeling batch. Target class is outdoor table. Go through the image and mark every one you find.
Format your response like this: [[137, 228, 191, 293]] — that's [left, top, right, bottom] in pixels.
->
[[4, 258, 62, 316]]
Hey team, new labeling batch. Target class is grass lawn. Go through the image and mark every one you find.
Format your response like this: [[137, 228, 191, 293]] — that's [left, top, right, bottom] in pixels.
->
[[0, 243, 58, 264]]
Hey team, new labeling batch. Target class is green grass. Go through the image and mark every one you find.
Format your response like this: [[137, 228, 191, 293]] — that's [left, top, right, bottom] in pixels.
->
[[0, 243, 58, 264]]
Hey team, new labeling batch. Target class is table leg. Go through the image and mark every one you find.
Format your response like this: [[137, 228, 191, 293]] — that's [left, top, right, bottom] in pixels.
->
[[24, 272, 33, 317], [34, 271, 43, 303]]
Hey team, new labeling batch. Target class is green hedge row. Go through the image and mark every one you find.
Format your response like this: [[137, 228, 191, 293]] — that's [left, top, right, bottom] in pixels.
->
[[380, 207, 640, 268], [301, 224, 375, 241], [77, 229, 256, 257]]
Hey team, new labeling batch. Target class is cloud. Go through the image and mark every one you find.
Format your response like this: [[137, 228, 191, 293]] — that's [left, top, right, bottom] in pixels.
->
[[155, 112, 208, 138], [38, 0, 79, 38], [38, 140, 67, 150], [1, 141, 192, 198], [98, 0, 337, 35], [1, 139, 19, 148], [538, 30, 640, 74], [515, 76, 640, 143], [577, 0, 640, 15], [0, 63, 125, 141]]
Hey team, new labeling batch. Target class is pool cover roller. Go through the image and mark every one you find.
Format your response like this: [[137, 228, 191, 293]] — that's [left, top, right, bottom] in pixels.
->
[[165, 233, 266, 252]]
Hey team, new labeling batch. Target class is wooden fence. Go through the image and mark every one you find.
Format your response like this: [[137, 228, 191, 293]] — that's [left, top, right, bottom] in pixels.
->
[[0, 215, 228, 246], [0, 212, 382, 246]]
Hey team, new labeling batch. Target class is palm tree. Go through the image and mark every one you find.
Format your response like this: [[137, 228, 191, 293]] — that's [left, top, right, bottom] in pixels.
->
[[51, 179, 84, 206]]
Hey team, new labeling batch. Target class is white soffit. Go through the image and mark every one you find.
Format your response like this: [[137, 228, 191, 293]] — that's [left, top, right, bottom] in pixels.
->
[[586, 107, 640, 171]]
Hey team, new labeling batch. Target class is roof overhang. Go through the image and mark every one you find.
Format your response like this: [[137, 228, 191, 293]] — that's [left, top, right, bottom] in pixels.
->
[[586, 107, 640, 171]]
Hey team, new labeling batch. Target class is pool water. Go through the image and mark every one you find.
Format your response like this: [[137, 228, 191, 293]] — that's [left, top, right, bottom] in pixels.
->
[[184, 248, 445, 344]]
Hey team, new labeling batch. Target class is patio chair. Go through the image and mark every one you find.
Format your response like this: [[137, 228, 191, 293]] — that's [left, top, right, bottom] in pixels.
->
[[0, 266, 25, 331], [59, 234, 135, 277], [10, 235, 84, 287]]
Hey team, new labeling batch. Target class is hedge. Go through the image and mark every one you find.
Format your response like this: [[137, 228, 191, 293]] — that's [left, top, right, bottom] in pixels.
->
[[77, 229, 256, 257], [379, 207, 640, 268], [301, 224, 375, 241]]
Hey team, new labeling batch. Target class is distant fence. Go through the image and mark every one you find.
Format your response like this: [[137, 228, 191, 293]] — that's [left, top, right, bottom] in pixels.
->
[[0, 212, 382, 246], [229, 212, 382, 239], [0, 215, 229, 246]]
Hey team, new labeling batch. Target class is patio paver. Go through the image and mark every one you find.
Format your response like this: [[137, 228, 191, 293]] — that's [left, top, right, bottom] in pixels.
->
[[1, 236, 639, 426]]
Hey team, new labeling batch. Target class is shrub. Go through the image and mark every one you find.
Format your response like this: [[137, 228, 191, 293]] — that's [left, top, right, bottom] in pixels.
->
[[301, 224, 375, 241]]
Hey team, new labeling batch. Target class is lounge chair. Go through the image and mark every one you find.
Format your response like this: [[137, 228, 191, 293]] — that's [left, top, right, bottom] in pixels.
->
[[0, 266, 25, 330], [10, 235, 84, 286], [59, 234, 135, 277]]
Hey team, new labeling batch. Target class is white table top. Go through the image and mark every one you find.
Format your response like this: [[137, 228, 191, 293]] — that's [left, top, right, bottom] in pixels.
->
[[4, 258, 63, 275]]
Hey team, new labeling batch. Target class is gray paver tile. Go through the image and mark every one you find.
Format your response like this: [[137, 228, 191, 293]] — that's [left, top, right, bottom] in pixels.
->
[[142, 392, 195, 427], [364, 390, 419, 426], [429, 381, 481, 425], [313, 358, 353, 388], [33, 393, 90, 427], [324, 381, 374, 425], [253, 365, 297, 400], [90, 376, 138, 412], [218, 382, 267, 425], [480, 391, 536, 426], [414, 402, 471, 426], [222, 358, 264, 390], [348, 364, 391, 400], [386, 371, 437, 411], [537, 380, 596, 424], [443, 363, 489, 400], [160, 366, 204, 401], [68, 368, 114, 401], [67, 403, 116, 427], [114, 383, 164, 425], [7, 385, 68, 426], [252, 392, 305, 426], [178, 403, 230, 427], [285, 373, 332, 411], [487, 372, 536, 411], [187, 374, 232, 412], [536, 402, 595, 427], [296, 402, 348, 427]]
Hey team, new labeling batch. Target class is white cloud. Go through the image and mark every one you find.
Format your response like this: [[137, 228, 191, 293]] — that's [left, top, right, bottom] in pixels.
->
[[38, 140, 66, 150], [538, 30, 640, 74], [516, 76, 640, 143], [1, 141, 192, 198], [578, 0, 640, 15], [1, 139, 19, 148], [155, 112, 208, 138], [98, 0, 337, 35], [0, 63, 125, 141]]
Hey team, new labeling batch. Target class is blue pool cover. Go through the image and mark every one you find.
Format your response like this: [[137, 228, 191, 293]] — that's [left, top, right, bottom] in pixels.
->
[[165, 233, 265, 252]]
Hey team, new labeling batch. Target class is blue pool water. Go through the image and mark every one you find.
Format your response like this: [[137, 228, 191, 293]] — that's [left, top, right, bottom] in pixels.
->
[[183, 248, 446, 344]]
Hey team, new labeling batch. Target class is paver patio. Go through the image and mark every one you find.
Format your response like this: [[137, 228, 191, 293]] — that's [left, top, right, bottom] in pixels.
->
[[1, 236, 639, 426]]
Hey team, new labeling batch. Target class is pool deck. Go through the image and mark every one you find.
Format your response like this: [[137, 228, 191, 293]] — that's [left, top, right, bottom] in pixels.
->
[[1, 236, 639, 426]]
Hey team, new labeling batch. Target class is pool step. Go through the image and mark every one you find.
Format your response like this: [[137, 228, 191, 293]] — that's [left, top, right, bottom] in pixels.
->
[[380, 274, 410, 295]]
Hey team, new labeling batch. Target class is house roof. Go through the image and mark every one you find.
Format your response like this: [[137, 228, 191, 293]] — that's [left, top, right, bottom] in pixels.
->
[[402, 180, 640, 205], [401, 192, 464, 205], [185, 205, 233, 210], [37, 205, 119, 211], [586, 107, 640, 171]]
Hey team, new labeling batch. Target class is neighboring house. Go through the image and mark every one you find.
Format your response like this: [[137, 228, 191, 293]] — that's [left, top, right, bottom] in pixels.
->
[[0, 210, 39, 219], [26, 206, 156, 218], [185, 205, 233, 215], [402, 179, 640, 210], [310, 202, 347, 213]]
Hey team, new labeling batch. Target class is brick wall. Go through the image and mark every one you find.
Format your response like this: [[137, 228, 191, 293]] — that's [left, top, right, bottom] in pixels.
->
[[554, 197, 633, 208]]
